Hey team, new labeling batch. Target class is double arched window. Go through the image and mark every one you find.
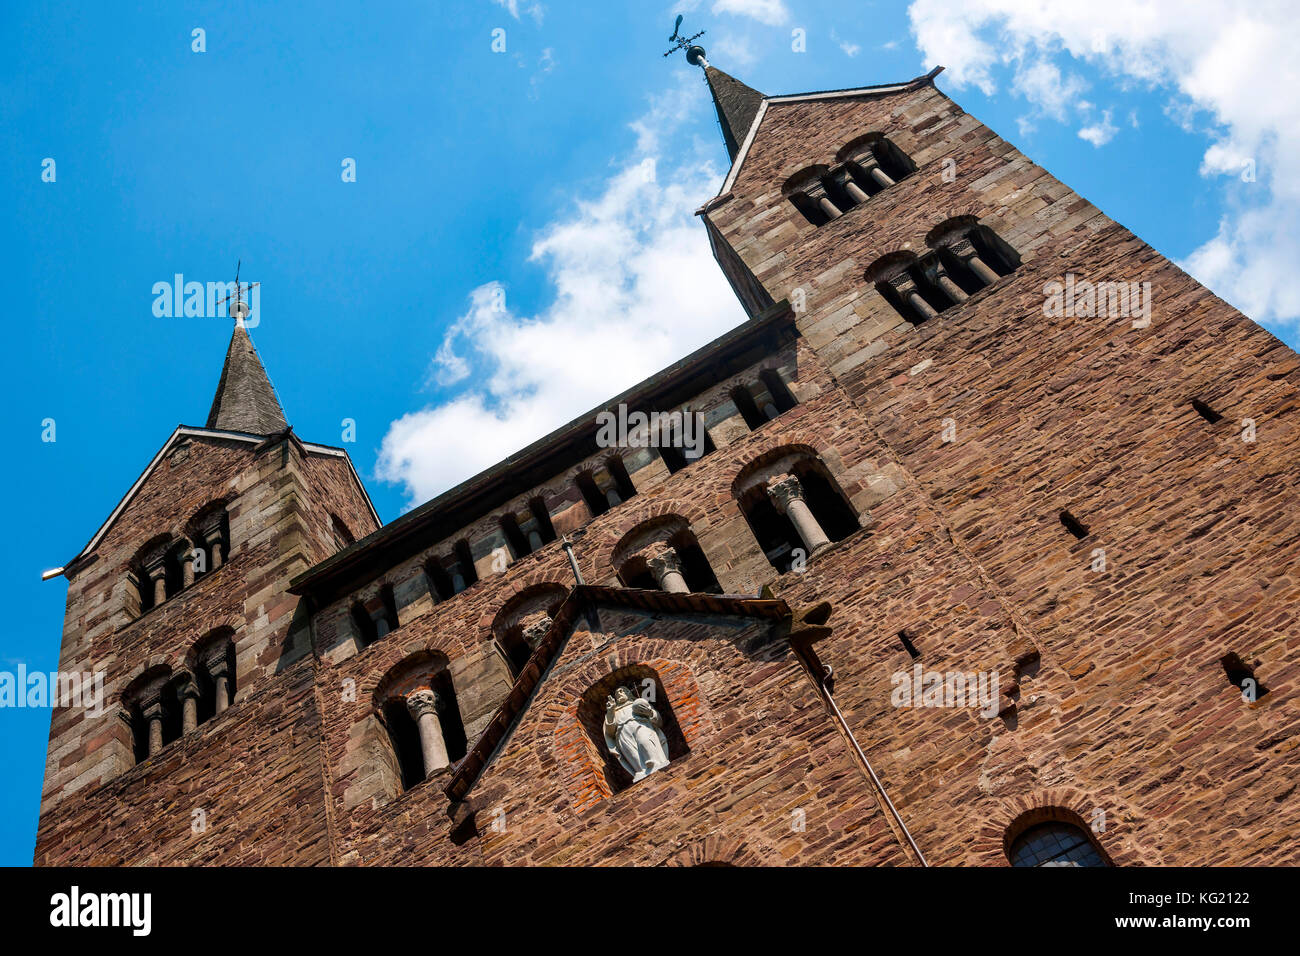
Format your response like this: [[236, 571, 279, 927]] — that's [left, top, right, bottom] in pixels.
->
[[869, 221, 1020, 325], [786, 134, 916, 226], [121, 628, 236, 765], [126, 502, 232, 620]]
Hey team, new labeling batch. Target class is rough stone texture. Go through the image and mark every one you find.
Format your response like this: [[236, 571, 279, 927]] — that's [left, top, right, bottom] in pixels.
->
[[35, 74, 1300, 866]]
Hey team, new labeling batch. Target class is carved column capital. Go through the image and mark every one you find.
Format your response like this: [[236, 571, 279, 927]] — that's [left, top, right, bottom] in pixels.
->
[[203, 649, 230, 681], [173, 673, 200, 700], [765, 473, 806, 514], [643, 542, 683, 580], [520, 612, 552, 649], [405, 688, 439, 722]]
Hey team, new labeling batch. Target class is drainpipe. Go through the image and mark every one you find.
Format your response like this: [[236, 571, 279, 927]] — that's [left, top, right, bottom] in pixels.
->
[[560, 534, 584, 585], [793, 634, 928, 867]]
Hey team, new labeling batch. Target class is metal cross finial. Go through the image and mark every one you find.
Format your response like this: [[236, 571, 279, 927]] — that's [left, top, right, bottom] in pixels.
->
[[662, 14, 705, 60], [215, 259, 260, 328]]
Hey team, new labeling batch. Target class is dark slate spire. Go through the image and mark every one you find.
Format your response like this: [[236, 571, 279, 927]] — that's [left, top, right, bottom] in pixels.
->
[[703, 65, 765, 162], [205, 325, 289, 435]]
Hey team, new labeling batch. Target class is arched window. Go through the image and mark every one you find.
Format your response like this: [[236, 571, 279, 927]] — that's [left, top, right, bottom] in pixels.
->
[[499, 512, 531, 559], [191, 627, 237, 726], [731, 385, 767, 430], [122, 666, 179, 764], [330, 513, 355, 553], [350, 587, 397, 650], [734, 449, 861, 572], [612, 517, 721, 595], [869, 225, 1020, 326], [1009, 822, 1110, 867], [528, 497, 557, 545], [492, 583, 568, 677], [575, 471, 610, 518], [187, 502, 231, 575], [375, 653, 469, 790], [758, 369, 797, 418], [606, 456, 638, 504], [656, 411, 715, 474], [125, 534, 185, 619]]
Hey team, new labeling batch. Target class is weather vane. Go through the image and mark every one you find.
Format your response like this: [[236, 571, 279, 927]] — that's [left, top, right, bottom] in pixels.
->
[[216, 259, 259, 328], [663, 14, 707, 66]]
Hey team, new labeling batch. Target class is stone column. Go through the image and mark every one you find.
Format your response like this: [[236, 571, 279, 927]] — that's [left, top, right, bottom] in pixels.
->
[[406, 689, 450, 777], [799, 177, 842, 220], [767, 474, 831, 556], [644, 542, 690, 593], [887, 273, 940, 322], [178, 543, 196, 588], [948, 236, 1000, 286], [176, 675, 200, 733], [832, 166, 870, 205], [138, 688, 165, 757], [931, 262, 968, 304], [205, 651, 231, 714], [850, 146, 896, 189], [143, 552, 168, 606]]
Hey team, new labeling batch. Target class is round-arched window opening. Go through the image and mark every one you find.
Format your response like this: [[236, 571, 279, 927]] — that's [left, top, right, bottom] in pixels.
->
[[1008, 822, 1109, 867]]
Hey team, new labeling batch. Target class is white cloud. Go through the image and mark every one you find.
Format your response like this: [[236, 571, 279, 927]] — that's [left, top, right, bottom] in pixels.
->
[[711, 0, 789, 27], [713, 34, 758, 67], [831, 30, 861, 58], [491, 0, 544, 24], [1078, 109, 1117, 147], [376, 83, 747, 505], [907, 0, 1300, 327]]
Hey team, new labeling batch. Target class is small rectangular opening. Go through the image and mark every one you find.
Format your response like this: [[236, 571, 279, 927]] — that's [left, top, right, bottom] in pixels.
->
[[1192, 398, 1223, 424], [899, 630, 921, 659], [1220, 652, 1268, 700], [1059, 510, 1090, 540]]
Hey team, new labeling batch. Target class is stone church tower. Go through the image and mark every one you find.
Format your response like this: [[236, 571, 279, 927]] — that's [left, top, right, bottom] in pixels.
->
[[36, 54, 1300, 866]]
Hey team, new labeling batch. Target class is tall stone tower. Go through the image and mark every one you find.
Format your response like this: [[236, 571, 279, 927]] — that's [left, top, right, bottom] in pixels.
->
[[35, 53, 1300, 867], [35, 326, 378, 864]]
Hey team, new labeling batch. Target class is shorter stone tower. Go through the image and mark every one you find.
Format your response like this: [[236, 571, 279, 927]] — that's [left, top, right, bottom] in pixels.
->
[[35, 325, 377, 864]]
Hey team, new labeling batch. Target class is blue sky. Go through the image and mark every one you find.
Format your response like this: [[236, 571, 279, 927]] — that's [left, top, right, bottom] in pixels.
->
[[3, 0, 1296, 864]]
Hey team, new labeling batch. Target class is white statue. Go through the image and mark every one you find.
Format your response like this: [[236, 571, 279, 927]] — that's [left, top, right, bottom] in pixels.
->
[[603, 684, 671, 782]]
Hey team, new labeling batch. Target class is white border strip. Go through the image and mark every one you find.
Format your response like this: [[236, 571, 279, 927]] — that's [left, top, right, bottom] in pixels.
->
[[65, 427, 380, 570]]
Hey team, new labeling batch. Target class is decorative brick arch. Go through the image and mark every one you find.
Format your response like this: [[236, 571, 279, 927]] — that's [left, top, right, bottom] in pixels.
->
[[971, 787, 1151, 867], [665, 833, 768, 867], [541, 645, 712, 814], [119, 654, 175, 698], [475, 574, 571, 632], [181, 614, 244, 672], [728, 436, 844, 499], [357, 636, 458, 703]]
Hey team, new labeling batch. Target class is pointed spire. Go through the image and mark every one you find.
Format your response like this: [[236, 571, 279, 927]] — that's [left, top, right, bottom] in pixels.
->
[[205, 325, 289, 435], [703, 65, 765, 162]]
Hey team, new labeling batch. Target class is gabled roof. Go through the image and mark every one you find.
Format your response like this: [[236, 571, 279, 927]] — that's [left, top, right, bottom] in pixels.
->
[[58, 426, 379, 575], [443, 585, 792, 803], [703, 65, 946, 200], [205, 326, 289, 434]]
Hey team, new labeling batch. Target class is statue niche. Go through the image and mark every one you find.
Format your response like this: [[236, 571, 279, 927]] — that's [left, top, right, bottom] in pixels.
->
[[603, 683, 671, 782]]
